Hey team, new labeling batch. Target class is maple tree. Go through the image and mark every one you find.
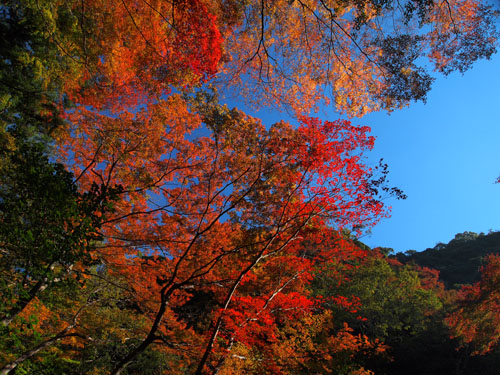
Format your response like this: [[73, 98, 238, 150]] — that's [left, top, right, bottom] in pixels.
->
[[61, 96, 391, 373], [215, 0, 498, 115]]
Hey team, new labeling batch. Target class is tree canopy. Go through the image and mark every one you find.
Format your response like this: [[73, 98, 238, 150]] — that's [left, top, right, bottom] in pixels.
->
[[0, 0, 499, 374]]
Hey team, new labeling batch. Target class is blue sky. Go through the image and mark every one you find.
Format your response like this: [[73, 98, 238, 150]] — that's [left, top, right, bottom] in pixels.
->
[[357, 54, 500, 253]]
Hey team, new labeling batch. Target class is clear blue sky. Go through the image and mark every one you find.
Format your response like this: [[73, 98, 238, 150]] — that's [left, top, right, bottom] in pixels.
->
[[227, 53, 500, 254], [356, 55, 500, 253]]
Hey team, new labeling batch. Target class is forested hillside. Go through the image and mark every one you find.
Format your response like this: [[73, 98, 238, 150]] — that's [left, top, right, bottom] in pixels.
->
[[396, 231, 500, 288]]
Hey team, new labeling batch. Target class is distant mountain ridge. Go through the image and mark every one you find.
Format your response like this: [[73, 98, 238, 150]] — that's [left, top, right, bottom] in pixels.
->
[[393, 231, 500, 288]]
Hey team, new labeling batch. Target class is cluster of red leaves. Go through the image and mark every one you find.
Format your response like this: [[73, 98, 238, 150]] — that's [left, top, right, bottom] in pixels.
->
[[58, 0, 222, 113], [294, 117, 386, 230]]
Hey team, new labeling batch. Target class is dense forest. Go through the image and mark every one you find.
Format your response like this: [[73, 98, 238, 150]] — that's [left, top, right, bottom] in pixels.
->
[[1, 0, 500, 374], [396, 231, 500, 288]]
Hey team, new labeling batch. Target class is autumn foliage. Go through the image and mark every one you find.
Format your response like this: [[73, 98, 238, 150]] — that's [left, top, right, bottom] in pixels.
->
[[0, 0, 499, 374], [446, 255, 500, 355]]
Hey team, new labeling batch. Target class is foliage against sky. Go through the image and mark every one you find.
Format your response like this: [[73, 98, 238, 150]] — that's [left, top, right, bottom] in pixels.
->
[[0, 0, 499, 374]]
